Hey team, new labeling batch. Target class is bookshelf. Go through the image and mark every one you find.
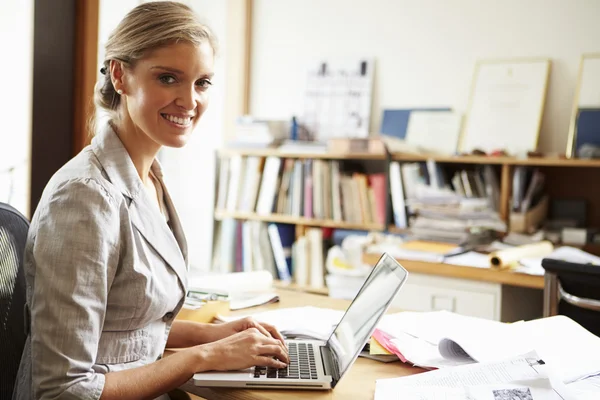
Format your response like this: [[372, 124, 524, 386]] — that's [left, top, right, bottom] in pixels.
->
[[212, 147, 600, 298], [214, 210, 385, 231]]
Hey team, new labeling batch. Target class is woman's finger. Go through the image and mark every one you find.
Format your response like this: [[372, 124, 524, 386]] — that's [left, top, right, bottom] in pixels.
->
[[253, 355, 288, 369], [262, 322, 286, 344], [248, 320, 273, 338], [256, 344, 290, 364]]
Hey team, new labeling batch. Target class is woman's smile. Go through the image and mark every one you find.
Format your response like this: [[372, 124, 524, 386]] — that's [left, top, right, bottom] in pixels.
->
[[161, 113, 194, 128]]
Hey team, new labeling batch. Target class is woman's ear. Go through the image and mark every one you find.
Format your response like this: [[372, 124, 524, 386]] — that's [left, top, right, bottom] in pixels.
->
[[110, 60, 126, 95]]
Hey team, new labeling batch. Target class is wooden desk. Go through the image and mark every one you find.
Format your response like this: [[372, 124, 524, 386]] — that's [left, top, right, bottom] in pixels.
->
[[363, 253, 545, 290], [180, 288, 425, 399]]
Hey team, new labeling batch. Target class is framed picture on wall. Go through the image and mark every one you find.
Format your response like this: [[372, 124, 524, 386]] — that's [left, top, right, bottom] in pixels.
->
[[302, 58, 374, 142], [567, 53, 600, 158], [458, 58, 551, 156]]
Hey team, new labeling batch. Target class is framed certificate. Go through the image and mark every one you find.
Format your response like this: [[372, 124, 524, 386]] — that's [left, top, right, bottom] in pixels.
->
[[567, 53, 600, 158], [458, 58, 551, 155]]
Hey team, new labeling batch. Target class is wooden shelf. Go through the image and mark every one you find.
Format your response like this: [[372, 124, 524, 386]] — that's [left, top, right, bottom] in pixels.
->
[[218, 147, 385, 160], [219, 147, 600, 168], [362, 253, 545, 289], [214, 210, 385, 231], [392, 153, 511, 165], [509, 157, 600, 167]]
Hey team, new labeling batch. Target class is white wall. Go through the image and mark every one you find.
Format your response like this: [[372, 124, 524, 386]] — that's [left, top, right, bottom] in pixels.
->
[[0, 1, 34, 216], [159, 0, 227, 272], [98, 0, 227, 271], [249, 0, 600, 153]]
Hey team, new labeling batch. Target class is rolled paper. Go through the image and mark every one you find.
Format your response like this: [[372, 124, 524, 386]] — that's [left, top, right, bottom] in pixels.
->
[[489, 241, 554, 268]]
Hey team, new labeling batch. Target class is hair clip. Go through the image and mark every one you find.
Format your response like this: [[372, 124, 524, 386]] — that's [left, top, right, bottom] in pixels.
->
[[100, 67, 107, 75]]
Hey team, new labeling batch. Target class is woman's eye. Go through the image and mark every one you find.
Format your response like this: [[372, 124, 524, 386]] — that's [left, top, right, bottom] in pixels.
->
[[159, 75, 176, 84], [196, 79, 212, 89]]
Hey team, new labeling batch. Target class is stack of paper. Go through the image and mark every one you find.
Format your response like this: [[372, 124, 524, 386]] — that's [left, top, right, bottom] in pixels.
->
[[373, 311, 600, 384], [375, 351, 574, 400], [187, 270, 279, 310]]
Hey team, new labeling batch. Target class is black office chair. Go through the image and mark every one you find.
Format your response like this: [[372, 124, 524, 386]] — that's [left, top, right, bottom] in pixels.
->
[[0, 202, 29, 398], [541, 257, 600, 337]]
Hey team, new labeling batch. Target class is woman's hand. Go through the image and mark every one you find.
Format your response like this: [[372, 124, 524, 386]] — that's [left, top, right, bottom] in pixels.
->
[[210, 317, 286, 344], [196, 328, 289, 371]]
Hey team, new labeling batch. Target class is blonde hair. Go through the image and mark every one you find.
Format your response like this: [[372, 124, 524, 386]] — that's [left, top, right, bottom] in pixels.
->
[[94, 1, 217, 124]]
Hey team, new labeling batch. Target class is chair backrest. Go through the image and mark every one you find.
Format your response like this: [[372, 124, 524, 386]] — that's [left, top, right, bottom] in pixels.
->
[[0, 202, 29, 399], [541, 257, 600, 337]]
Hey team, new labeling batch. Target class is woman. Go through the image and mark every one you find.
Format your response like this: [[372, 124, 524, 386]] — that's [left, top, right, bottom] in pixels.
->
[[13, 2, 288, 399]]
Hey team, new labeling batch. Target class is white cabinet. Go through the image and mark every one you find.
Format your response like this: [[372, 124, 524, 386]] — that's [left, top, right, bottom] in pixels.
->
[[392, 273, 543, 322]]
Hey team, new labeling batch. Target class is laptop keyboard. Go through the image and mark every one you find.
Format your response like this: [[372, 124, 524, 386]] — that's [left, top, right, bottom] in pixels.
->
[[253, 342, 318, 380]]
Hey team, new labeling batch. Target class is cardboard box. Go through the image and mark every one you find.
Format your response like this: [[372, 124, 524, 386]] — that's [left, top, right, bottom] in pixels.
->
[[510, 196, 548, 234]]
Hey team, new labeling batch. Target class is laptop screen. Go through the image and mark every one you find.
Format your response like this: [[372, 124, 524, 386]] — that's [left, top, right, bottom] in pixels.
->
[[326, 253, 408, 380]]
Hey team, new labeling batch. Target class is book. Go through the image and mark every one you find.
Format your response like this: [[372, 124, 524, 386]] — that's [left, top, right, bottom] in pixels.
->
[[267, 223, 291, 282]]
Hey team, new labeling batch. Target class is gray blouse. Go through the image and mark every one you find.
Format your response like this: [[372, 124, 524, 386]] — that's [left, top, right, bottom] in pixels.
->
[[13, 123, 188, 400]]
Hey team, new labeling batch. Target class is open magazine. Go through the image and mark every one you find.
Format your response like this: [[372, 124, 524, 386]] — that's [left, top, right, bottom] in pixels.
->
[[373, 312, 600, 384]]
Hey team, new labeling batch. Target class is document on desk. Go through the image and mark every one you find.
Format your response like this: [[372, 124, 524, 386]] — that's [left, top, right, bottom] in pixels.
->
[[438, 315, 600, 383], [567, 373, 600, 400], [375, 351, 576, 400], [374, 311, 600, 384], [373, 310, 509, 369], [216, 306, 344, 341]]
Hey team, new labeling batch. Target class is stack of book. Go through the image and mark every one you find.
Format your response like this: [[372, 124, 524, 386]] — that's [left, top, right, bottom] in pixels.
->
[[390, 160, 505, 243]]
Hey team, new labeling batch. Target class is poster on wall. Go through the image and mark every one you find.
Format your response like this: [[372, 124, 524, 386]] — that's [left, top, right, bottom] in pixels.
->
[[459, 58, 551, 156], [302, 58, 374, 142]]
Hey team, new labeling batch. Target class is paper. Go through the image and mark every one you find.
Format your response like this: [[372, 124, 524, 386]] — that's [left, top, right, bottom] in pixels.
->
[[228, 292, 279, 311], [489, 241, 554, 268], [567, 373, 600, 400], [216, 306, 344, 341], [460, 60, 550, 155], [401, 240, 459, 255], [375, 351, 575, 400], [578, 57, 600, 108], [405, 111, 463, 155], [439, 315, 600, 383], [390, 331, 471, 369], [188, 270, 274, 295], [443, 251, 491, 269], [375, 311, 600, 384], [370, 336, 393, 355], [377, 310, 507, 348], [373, 311, 509, 369], [518, 246, 600, 276]]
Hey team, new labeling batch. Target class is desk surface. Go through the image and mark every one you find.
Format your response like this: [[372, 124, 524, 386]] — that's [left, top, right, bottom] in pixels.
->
[[182, 289, 425, 400], [363, 253, 545, 290]]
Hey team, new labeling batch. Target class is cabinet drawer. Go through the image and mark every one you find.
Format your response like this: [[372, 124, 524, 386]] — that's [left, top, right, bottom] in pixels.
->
[[392, 273, 501, 320]]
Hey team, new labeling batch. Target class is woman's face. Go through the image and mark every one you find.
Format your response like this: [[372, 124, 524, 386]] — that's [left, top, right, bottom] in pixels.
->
[[116, 41, 214, 149]]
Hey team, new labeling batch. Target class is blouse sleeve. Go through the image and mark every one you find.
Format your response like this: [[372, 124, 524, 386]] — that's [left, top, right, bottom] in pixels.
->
[[30, 178, 121, 400]]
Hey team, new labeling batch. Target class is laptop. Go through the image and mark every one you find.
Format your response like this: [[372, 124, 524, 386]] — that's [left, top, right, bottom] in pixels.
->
[[193, 253, 408, 390]]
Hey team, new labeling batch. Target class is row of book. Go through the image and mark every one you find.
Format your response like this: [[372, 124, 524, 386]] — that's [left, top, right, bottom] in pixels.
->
[[212, 219, 327, 288], [212, 220, 292, 277], [216, 155, 387, 225]]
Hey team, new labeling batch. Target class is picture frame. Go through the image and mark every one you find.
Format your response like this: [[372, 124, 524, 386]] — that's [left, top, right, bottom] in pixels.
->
[[458, 58, 551, 156], [566, 53, 600, 158]]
